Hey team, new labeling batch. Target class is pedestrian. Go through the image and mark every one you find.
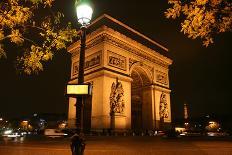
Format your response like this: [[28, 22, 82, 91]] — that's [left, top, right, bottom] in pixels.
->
[[70, 133, 85, 155]]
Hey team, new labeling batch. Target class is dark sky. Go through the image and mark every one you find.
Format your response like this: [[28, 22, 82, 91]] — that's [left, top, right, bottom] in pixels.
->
[[0, 0, 231, 121]]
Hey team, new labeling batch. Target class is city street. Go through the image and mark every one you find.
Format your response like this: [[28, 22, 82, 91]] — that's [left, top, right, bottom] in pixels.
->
[[0, 136, 232, 155]]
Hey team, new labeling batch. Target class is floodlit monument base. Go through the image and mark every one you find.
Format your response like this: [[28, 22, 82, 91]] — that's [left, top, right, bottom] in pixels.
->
[[67, 14, 173, 133]]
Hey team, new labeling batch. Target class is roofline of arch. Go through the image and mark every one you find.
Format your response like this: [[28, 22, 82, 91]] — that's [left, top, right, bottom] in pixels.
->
[[89, 14, 169, 52], [68, 26, 172, 67]]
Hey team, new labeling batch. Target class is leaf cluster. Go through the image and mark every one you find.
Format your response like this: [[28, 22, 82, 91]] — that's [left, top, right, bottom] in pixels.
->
[[165, 0, 232, 47], [0, 0, 78, 74]]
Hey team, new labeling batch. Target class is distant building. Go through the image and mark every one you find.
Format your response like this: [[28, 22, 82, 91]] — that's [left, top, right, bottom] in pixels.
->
[[184, 103, 188, 120], [184, 103, 190, 129]]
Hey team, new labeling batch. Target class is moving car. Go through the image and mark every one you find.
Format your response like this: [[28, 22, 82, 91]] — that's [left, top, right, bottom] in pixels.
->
[[44, 129, 68, 138]]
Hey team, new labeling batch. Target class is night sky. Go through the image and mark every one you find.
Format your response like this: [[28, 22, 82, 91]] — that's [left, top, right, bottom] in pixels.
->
[[0, 0, 231, 121]]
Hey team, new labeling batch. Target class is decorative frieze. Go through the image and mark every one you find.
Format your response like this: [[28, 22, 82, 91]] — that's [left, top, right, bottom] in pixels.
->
[[129, 58, 138, 70], [104, 34, 169, 68], [74, 32, 170, 68], [108, 51, 127, 71], [86, 34, 106, 50], [156, 70, 168, 85], [72, 61, 79, 76], [84, 51, 101, 70], [129, 58, 154, 79], [72, 51, 102, 77]]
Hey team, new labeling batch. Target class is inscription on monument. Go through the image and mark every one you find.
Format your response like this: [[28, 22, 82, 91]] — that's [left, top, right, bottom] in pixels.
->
[[156, 70, 168, 85], [72, 51, 102, 77], [108, 51, 126, 71]]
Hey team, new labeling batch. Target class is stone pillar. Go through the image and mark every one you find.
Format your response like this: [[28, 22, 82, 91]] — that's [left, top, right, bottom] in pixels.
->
[[142, 85, 154, 130], [91, 74, 131, 131], [153, 86, 171, 130]]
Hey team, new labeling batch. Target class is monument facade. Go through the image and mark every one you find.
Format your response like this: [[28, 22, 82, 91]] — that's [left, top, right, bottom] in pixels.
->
[[67, 14, 173, 132]]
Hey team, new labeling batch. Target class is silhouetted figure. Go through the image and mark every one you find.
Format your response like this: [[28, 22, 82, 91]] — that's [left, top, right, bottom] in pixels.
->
[[70, 133, 85, 155]]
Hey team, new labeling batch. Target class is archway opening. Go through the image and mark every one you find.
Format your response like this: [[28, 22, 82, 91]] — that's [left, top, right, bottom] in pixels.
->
[[131, 66, 152, 132]]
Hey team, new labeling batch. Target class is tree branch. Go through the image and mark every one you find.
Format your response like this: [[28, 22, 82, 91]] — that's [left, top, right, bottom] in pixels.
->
[[22, 37, 39, 46], [24, 24, 47, 32], [0, 0, 13, 24]]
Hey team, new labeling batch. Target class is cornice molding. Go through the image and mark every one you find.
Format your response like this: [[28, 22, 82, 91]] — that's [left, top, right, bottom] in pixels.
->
[[103, 26, 172, 64], [89, 14, 169, 52], [68, 26, 173, 68], [69, 67, 132, 84], [153, 85, 171, 93]]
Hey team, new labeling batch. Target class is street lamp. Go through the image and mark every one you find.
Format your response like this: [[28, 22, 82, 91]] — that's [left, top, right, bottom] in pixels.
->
[[69, 2, 93, 154], [76, 2, 93, 27], [75, 0, 93, 133]]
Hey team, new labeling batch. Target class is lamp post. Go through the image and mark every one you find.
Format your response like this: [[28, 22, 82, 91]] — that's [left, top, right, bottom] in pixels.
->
[[75, 1, 93, 134], [70, 2, 93, 154]]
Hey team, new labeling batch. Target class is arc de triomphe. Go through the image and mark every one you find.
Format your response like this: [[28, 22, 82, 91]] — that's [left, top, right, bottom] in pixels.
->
[[67, 14, 172, 132]]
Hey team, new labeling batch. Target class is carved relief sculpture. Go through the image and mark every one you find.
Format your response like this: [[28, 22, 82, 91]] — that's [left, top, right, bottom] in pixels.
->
[[72, 52, 101, 78], [72, 62, 79, 76], [129, 58, 138, 70], [156, 70, 168, 85], [110, 78, 125, 115], [159, 92, 169, 119], [84, 51, 101, 70]]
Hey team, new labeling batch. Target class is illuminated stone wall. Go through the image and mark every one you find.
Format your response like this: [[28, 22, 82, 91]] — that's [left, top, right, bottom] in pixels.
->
[[67, 15, 172, 131]]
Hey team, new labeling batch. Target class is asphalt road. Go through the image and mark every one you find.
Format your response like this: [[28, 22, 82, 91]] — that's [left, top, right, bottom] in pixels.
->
[[0, 136, 232, 155]]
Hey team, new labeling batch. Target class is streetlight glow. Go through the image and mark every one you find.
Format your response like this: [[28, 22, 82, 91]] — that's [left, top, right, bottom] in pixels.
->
[[76, 3, 93, 26]]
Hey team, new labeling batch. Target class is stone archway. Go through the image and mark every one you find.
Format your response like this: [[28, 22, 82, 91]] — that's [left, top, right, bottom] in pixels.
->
[[131, 65, 153, 131], [67, 15, 173, 132]]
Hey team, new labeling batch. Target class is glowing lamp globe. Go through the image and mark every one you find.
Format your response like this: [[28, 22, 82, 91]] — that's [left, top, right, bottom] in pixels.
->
[[76, 3, 93, 27]]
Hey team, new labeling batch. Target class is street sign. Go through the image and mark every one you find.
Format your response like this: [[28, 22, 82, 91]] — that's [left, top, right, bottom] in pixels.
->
[[66, 84, 91, 96]]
